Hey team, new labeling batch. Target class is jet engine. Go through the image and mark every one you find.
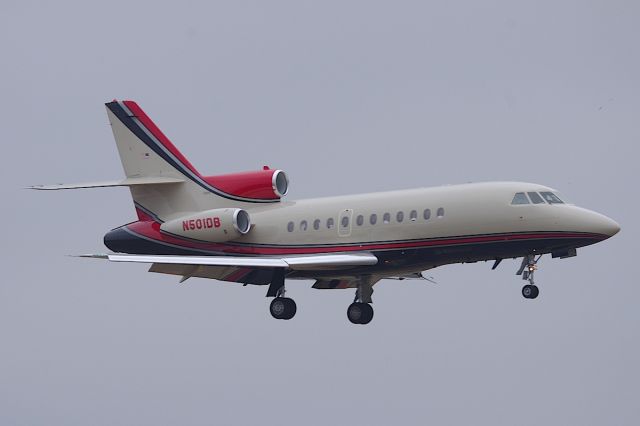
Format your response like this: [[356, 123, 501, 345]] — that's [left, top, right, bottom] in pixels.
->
[[204, 167, 289, 201], [160, 208, 251, 242]]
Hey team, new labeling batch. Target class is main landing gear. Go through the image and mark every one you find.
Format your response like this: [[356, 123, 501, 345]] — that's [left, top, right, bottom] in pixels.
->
[[270, 296, 297, 320], [266, 269, 297, 320], [348, 277, 375, 325], [265, 271, 376, 324], [517, 254, 541, 299]]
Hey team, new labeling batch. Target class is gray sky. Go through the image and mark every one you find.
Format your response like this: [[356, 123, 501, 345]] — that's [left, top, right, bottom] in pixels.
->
[[1, 1, 638, 425]]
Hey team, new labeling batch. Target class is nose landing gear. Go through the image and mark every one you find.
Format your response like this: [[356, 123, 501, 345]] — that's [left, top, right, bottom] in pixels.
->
[[347, 302, 373, 324], [517, 254, 541, 299]]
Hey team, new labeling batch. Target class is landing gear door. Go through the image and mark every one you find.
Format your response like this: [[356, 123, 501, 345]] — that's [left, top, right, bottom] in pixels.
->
[[338, 209, 353, 237]]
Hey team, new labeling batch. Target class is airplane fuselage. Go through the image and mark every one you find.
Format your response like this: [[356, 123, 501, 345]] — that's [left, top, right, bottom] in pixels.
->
[[105, 181, 619, 282]]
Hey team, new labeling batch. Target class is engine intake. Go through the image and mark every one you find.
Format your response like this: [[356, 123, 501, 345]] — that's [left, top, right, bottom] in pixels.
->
[[204, 168, 289, 201], [160, 208, 251, 242]]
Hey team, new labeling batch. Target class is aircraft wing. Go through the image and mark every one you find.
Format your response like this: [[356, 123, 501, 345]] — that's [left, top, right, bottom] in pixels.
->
[[81, 252, 378, 271]]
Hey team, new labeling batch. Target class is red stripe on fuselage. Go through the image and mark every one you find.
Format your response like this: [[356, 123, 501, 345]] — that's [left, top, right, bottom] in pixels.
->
[[125, 221, 604, 256], [122, 100, 200, 176]]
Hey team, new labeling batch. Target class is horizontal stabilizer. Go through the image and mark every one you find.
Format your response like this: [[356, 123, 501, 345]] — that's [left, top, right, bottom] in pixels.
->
[[78, 252, 378, 271], [29, 176, 185, 190]]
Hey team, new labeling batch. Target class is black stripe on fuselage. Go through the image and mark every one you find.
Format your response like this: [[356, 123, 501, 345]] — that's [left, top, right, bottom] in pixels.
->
[[104, 226, 603, 272]]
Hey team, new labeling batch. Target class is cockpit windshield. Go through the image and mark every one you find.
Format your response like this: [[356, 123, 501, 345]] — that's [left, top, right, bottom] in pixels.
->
[[540, 191, 564, 204], [511, 191, 566, 205], [511, 192, 530, 204]]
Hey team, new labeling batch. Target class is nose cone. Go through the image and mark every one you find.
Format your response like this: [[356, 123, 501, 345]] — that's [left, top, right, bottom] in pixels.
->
[[585, 210, 620, 238], [601, 216, 621, 237]]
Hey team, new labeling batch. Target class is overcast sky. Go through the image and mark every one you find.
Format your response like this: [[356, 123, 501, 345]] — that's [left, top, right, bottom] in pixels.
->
[[1, 1, 638, 425]]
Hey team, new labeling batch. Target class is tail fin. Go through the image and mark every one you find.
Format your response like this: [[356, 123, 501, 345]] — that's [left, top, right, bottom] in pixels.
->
[[105, 100, 279, 221], [106, 101, 201, 183], [32, 100, 284, 222]]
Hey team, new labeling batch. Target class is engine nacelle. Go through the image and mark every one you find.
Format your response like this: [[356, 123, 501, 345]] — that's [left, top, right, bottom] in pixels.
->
[[204, 168, 289, 201], [160, 208, 251, 242]]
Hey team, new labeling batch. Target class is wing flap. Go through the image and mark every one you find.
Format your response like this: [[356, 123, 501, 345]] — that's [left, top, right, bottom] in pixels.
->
[[149, 263, 274, 285]]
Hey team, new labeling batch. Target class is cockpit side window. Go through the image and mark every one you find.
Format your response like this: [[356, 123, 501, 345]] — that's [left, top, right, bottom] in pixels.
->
[[511, 192, 530, 205], [527, 192, 545, 204], [540, 191, 564, 204]]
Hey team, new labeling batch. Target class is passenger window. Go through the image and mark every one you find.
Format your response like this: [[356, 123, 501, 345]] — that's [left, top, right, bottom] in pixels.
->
[[423, 209, 431, 220], [370, 214, 377, 225], [313, 219, 320, 230], [396, 211, 404, 222], [300, 220, 308, 231], [383, 213, 391, 224], [528, 192, 545, 204], [327, 218, 335, 229], [410, 210, 417, 221], [437, 207, 445, 217], [511, 192, 530, 205], [356, 215, 364, 226], [341, 216, 349, 228], [540, 191, 564, 204], [287, 221, 294, 232]]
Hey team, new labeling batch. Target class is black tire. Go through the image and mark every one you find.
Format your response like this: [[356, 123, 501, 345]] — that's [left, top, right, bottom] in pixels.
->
[[347, 302, 374, 324], [282, 297, 297, 319], [522, 285, 533, 299], [270, 298, 287, 319], [359, 303, 374, 324], [270, 297, 297, 320], [529, 285, 539, 299]]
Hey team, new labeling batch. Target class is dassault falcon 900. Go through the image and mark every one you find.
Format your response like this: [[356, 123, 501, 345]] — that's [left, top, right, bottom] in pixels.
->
[[32, 100, 621, 324]]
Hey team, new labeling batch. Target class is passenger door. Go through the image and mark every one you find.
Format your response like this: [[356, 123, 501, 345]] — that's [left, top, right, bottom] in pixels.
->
[[338, 209, 353, 237]]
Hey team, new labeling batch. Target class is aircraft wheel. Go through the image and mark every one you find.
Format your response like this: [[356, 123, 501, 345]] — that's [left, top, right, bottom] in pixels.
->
[[347, 302, 374, 325], [270, 297, 297, 320], [522, 285, 539, 299]]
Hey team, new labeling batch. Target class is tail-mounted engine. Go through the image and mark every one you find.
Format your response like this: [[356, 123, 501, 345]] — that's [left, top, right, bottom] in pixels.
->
[[161, 208, 251, 242], [204, 167, 289, 201]]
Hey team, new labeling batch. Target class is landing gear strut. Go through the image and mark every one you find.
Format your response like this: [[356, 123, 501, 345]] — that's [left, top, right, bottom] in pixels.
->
[[267, 269, 297, 320], [517, 254, 541, 299], [347, 277, 375, 324]]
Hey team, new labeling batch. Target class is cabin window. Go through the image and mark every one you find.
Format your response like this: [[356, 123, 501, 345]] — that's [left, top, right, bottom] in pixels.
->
[[327, 218, 335, 229], [287, 221, 294, 232], [540, 191, 564, 204], [300, 220, 308, 231], [313, 219, 320, 230], [396, 211, 404, 223], [356, 215, 364, 226], [341, 216, 349, 228], [437, 207, 445, 217], [423, 209, 431, 220], [511, 192, 530, 205], [370, 214, 377, 225], [383, 213, 391, 224], [528, 192, 545, 204], [410, 210, 418, 221]]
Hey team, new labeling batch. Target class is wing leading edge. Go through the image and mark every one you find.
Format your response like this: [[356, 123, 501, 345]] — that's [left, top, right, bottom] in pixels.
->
[[81, 252, 378, 271]]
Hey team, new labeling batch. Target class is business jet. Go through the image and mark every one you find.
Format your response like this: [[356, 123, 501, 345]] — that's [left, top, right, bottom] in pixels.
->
[[32, 100, 620, 324]]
